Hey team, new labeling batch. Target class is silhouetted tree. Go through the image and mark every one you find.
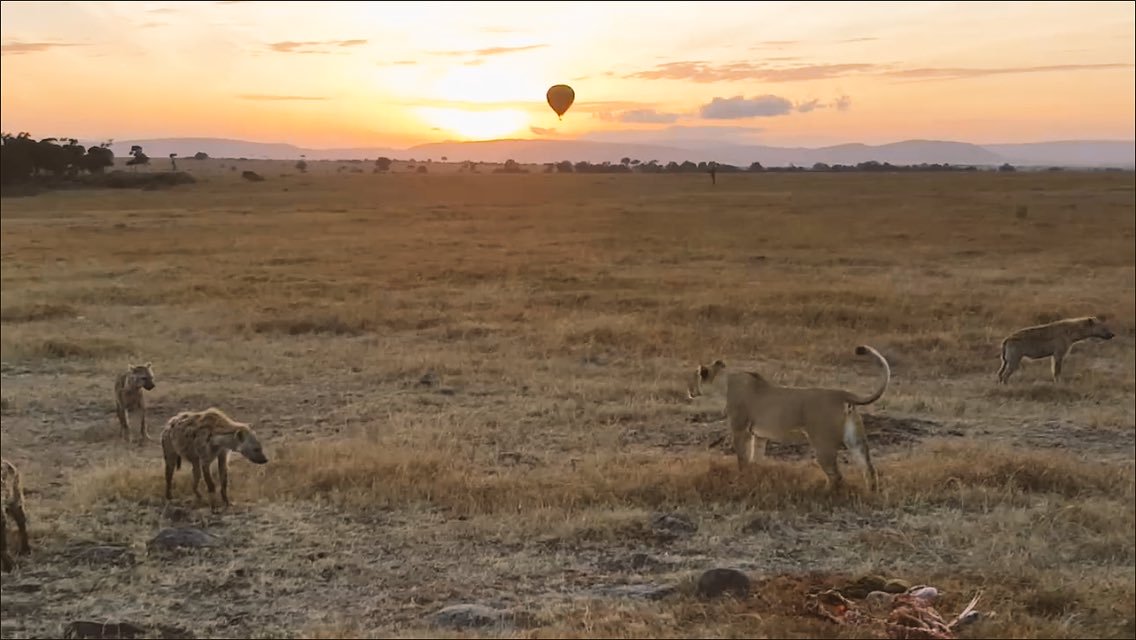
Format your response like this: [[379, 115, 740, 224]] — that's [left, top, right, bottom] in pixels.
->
[[374, 157, 392, 172], [126, 145, 149, 170], [169, 153, 178, 170], [193, 151, 209, 160], [999, 162, 1017, 172], [748, 161, 765, 172]]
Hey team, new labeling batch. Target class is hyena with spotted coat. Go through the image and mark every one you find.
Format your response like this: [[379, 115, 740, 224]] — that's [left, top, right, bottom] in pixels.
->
[[1, 458, 31, 572], [115, 362, 156, 442], [162, 407, 269, 507]]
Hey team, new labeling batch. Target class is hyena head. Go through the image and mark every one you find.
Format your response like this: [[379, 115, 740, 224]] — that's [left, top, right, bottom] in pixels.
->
[[1084, 317, 1115, 341], [687, 360, 726, 399], [234, 427, 269, 465], [129, 362, 156, 391]]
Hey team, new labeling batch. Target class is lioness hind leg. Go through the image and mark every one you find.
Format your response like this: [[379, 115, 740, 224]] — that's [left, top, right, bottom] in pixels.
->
[[999, 346, 1022, 384], [814, 443, 844, 493], [843, 410, 878, 492]]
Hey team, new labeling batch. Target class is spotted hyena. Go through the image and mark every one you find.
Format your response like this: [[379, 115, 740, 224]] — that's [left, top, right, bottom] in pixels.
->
[[115, 362, 156, 443], [161, 408, 269, 507], [998, 316, 1116, 384], [1, 458, 31, 572]]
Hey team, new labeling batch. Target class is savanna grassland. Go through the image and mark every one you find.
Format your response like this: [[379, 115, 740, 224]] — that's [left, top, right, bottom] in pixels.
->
[[0, 161, 1134, 639]]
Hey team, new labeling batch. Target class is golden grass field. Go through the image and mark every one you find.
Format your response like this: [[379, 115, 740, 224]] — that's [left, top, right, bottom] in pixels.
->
[[1, 159, 1134, 639]]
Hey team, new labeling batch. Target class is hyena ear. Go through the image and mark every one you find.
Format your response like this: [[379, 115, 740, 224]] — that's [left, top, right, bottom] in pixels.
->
[[235, 429, 247, 443], [1096, 314, 1108, 322], [145, 361, 152, 368], [698, 365, 709, 381]]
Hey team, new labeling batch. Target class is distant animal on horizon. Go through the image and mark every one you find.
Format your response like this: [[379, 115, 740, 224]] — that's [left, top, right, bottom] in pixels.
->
[[997, 316, 1115, 384]]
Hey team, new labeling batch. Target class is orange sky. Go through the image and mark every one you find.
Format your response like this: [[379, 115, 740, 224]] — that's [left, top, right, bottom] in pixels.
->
[[2, 1, 1133, 148]]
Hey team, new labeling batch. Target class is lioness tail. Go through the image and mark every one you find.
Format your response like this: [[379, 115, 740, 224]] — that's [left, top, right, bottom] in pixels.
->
[[847, 345, 891, 405]]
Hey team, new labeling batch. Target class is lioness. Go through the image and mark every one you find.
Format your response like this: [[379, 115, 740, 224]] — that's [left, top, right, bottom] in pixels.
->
[[690, 345, 890, 492], [997, 316, 1115, 384]]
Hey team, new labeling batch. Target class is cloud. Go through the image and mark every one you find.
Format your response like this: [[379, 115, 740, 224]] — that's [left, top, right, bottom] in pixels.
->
[[431, 44, 546, 57], [238, 94, 328, 101], [617, 109, 682, 124], [267, 39, 367, 53], [581, 125, 766, 146], [627, 61, 878, 83], [1, 41, 84, 54], [795, 99, 821, 113], [834, 95, 852, 111], [138, 21, 168, 29], [752, 40, 800, 48], [530, 127, 556, 136], [146, 7, 177, 13], [382, 60, 417, 65], [700, 95, 793, 119], [885, 63, 1134, 81]]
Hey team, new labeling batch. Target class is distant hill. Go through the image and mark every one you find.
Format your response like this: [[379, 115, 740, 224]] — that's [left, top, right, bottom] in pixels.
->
[[102, 137, 1136, 169]]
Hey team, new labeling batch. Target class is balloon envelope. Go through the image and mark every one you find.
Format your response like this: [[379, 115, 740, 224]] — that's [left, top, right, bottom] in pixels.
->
[[546, 84, 575, 119]]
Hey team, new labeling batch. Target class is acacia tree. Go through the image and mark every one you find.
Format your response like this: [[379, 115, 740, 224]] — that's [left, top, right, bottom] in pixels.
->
[[169, 153, 178, 171], [126, 145, 150, 170]]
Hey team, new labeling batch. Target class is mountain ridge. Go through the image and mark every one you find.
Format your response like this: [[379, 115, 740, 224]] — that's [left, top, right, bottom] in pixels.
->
[[97, 137, 1136, 168]]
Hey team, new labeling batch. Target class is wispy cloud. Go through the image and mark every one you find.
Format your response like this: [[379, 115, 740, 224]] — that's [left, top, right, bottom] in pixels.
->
[[238, 94, 328, 101], [885, 63, 1134, 81], [530, 126, 557, 135], [1, 41, 84, 54], [267, 39, 367, 53], [627, 61, 878, 83], [611, 109, 683, 124], [138, 21, 168, 29], [795, 99, 821, 113], [700, 95, 794, 119], [430, 44, 547, 57], [146, 7, 177, 14]]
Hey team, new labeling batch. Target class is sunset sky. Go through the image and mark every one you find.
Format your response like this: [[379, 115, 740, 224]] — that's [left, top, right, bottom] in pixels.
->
[[2, 1, 1133, 149]]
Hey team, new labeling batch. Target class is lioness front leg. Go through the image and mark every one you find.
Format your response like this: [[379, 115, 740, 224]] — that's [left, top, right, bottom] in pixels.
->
[[733, 429, 755, 471]]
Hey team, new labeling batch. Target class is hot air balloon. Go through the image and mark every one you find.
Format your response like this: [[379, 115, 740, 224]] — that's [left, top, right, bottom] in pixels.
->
[[546, 84, 575, 120]]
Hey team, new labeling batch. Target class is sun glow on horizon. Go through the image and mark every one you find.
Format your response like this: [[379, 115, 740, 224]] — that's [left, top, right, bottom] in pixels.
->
[[415, 107, 530, 141]]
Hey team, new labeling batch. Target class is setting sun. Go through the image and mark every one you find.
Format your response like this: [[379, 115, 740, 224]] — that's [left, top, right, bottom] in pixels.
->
[[415, 107, 530, 140]]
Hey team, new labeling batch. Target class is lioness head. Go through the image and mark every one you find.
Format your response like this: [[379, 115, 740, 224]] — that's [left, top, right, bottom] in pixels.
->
[[1085, 316, 1115, 341], [687, 359, 726, 399]]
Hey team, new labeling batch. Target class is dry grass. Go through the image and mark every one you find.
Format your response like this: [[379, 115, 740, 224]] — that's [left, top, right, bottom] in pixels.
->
[[1, 162, 1133, 639]]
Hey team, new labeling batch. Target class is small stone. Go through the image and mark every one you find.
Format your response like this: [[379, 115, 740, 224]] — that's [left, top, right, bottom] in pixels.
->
[[884, 578, 912, 594], [62, 621, 148, 639], [429, 604, 508, 630], [650, 512, 697, 537], [599, 584, 676, 600], [696, 568, 751, 599], [147, 528, 221, 552]]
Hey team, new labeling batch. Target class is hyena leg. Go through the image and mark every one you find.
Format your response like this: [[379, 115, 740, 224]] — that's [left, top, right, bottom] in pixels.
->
[[139, 407, 152, 442], [217, 453, 230, 506], [999, 350, 1022, 384], [6, 503, 30, 555], [190, 461, 203, 501], [1051, 346, 1070, 383], [116, 404, 130, 442], [164, 455, 178, 500], [201, 460, 217, 502], [1, 511, 11, 572]]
